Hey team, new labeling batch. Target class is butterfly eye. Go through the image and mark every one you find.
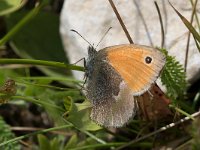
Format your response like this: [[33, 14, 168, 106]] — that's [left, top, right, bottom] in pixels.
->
[[145, 56, 152, 64]]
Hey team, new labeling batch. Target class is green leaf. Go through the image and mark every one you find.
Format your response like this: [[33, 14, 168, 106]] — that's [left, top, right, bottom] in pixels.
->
[[64, 134, 78, 149], [0, 0, 26, 16], [64, 97, 102, 131], [50, 137, 60, 150], [6, 10, 69, 77], [38, 134, 63, 150], [0, 3, 42, 46], [0, 116, 21, 150], [160, 48, 187, 100], [38, 134, 51, 150], [0, 68, 27, 84], [22, 83, 66, 125]]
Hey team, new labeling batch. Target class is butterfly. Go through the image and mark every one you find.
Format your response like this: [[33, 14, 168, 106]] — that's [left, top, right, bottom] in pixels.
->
[[84, 44, 166, 127]]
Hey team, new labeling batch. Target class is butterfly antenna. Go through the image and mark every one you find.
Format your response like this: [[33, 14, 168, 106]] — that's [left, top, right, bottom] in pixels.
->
[[95, 27, 112, 49], [70, 29, 93, 47]]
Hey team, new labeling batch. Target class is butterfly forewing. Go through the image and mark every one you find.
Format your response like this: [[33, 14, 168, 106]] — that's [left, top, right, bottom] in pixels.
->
[[106, 44, 166, 95]]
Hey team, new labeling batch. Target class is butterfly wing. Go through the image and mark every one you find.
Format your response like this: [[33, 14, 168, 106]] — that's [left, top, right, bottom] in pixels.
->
[[106, 44, 166, 96], [85, 44, 165, 127], [86, 56, 137, 127]]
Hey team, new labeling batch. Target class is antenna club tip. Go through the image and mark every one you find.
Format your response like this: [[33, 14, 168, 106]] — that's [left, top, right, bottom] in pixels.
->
[[70, 29, 76, 32]]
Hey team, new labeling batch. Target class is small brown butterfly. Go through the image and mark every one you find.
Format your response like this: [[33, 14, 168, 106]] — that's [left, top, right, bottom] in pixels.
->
[[84, 44, 166, 127]]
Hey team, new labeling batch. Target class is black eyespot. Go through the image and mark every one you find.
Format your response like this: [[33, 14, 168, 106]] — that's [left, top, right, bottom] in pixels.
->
[[145, 56, 152, 64]]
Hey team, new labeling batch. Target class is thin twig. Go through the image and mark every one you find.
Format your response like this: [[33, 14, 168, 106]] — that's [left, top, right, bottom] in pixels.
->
[[168, 31, 189, 49], [0, 58, 84, 72], [115, 111, 200, 150], [185, 0, 198, 72], [0, 124, 73, 147], [62, 119, 107, 144], [11, 126, 72, 136], [108, 0, 134, 44], [162, 0, 168, 36], [154, 1, 165, 48], [133, 0, 154, 47]]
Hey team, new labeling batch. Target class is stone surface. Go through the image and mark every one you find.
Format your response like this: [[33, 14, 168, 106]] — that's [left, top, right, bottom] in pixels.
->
[[60, 0, 200, 84]]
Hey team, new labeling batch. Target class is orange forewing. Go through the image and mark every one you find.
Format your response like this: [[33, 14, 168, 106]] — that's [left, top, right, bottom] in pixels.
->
[[106, 44, 165, 95]]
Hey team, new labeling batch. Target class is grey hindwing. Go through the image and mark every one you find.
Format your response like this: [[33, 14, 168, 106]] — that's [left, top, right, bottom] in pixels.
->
[[86, 55, 122, 105]]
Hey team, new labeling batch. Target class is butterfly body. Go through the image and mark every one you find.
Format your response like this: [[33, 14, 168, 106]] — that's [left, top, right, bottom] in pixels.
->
[[85, 44, 166, 127]]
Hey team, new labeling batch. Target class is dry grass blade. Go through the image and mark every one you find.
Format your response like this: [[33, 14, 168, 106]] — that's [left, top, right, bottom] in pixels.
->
[[115, 111, 200, 150], [108, 0, 134, 44], [169, 1, 200, 52], [184, 0, 198, 72], [154, 1, 165, 48], [133, 0, 154, 47], [190, 0, 200, 32]]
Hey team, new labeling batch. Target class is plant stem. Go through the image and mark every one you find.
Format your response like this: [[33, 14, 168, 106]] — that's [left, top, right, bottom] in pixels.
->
[[11, 95, 64, 112], [0, 59, 84, 71], [0, 124, 73, 147], [0, 4, 43, 46], [169, 104, 195, 120]]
